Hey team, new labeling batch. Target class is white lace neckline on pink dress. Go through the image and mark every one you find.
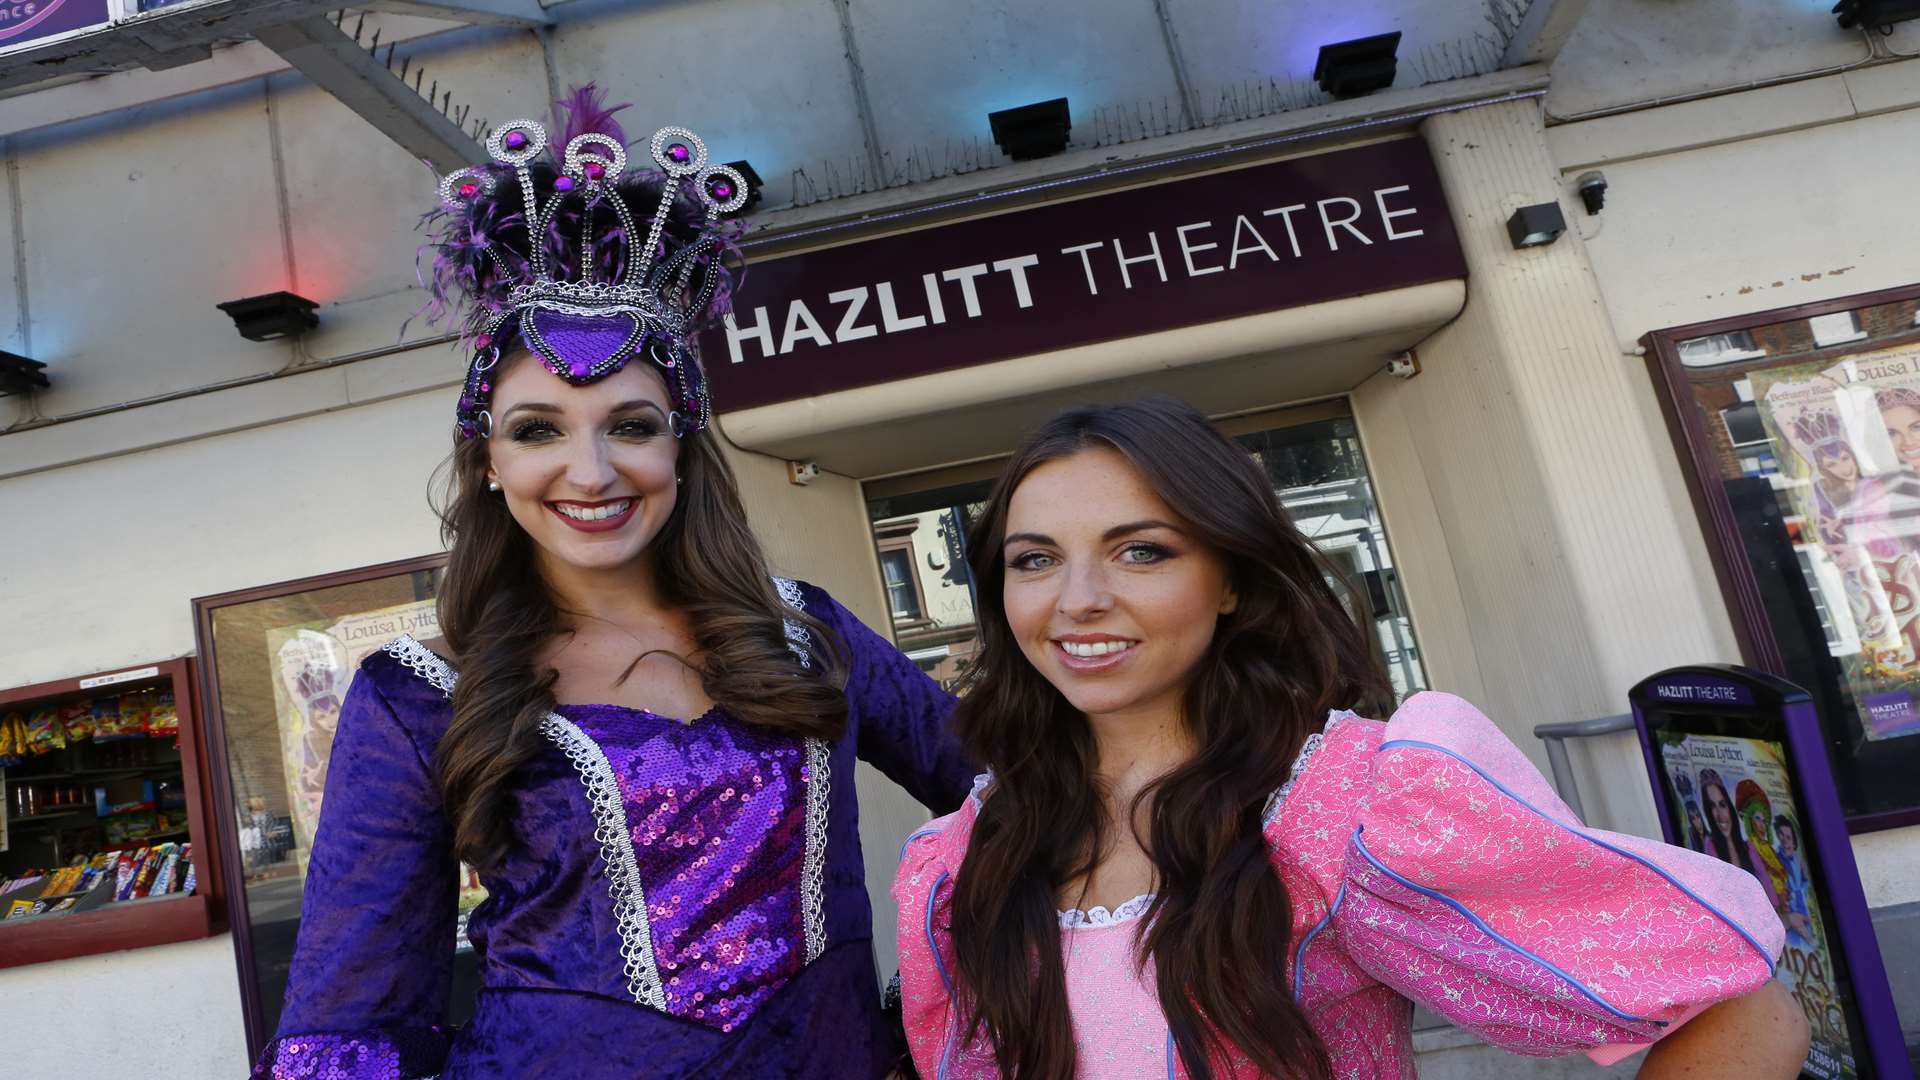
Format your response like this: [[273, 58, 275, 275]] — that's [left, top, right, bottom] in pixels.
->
[[1052, 714, 1344, 930]]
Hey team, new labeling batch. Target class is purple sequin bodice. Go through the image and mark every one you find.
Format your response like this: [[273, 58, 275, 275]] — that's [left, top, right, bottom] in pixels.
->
[[550, 704, 821, 1030]]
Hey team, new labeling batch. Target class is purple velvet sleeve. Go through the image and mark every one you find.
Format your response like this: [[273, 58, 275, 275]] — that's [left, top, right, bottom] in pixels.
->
[[816, 587, 976, 814], [251, 667, 455, 1079]]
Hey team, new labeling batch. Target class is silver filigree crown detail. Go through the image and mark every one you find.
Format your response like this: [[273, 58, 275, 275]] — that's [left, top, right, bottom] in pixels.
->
[[438, 121, 746, 437]]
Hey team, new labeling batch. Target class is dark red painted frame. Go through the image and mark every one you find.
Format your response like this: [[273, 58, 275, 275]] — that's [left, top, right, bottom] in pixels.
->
[[0, 654, 223, 968], [192, 552, 447, 1058], [1642, 281, 1920, 834]]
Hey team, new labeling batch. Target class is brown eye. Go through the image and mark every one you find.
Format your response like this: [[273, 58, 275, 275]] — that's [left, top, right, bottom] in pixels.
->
[[611, 418, 663, 438]]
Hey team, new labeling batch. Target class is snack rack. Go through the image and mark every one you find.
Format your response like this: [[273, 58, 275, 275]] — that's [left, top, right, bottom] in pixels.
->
[[0, 656, 222, 967]]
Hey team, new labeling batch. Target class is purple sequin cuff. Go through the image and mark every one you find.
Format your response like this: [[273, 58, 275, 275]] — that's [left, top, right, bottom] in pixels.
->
[[251, 1027, 448, 1080]]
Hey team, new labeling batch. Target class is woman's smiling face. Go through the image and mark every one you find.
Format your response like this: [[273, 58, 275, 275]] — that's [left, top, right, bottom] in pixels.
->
[[999, 446, 1237, 726], [485, 356, 682, 576]]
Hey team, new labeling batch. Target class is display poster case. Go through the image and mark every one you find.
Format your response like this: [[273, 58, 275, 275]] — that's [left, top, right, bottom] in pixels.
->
[[0, 655, 221, 967], [1630, 666, 1908, 1080], [192, 553, 481, 1056], [1645, 283, 1920, 831]]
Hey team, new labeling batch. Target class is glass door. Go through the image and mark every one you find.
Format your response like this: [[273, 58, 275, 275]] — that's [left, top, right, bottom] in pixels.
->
[[863, 408, 1426, 698]]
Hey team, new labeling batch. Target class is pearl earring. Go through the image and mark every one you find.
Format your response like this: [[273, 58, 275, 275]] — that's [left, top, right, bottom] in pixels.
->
[[487, 479, 501, 492]]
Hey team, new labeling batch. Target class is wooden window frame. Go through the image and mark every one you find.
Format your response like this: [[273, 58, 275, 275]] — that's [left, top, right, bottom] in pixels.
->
[[1642, 281, 1920, 833], [0, 655, 223, 968]]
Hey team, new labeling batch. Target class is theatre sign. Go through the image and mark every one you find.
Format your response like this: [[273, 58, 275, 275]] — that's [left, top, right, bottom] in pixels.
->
[[701, 138, 1467, 412]]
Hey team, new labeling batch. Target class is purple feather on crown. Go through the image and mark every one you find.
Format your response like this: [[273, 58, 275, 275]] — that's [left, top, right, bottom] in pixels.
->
[[416, 85, 752, 437], [554, 83, 630, 150]]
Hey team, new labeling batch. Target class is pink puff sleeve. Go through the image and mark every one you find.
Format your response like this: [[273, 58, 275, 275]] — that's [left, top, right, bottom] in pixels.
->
[[892, 791, 982, 1079], [1334, 692, 1784, 1064]]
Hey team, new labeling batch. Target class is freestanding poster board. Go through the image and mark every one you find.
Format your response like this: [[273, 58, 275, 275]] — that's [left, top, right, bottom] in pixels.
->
[[1630, 665, 1911, 1080]]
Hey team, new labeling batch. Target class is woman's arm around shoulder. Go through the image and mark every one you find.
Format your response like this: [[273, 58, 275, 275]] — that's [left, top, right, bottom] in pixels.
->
[[782, 578, 976, 813]]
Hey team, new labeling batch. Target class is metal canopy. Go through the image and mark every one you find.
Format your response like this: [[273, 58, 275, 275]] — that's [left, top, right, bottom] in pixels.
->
[[0, 2, 551, 168], [0, 2, 547, 91]]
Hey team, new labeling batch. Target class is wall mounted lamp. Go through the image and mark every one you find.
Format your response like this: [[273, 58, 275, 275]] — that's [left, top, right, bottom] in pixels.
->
[[218, 291, 319, 342], [1506, 203, 1567, 249], [989, 98, 1072, 161], [721, 160, 764, 215], [0, 349, 48, 395], [1314, 32, 1402, 99], [1834, 0, 1920, 32]]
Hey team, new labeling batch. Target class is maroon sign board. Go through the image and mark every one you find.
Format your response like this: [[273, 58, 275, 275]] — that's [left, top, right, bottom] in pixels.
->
[[0, 0, 111, 52], [699, 138, 1468, 412]]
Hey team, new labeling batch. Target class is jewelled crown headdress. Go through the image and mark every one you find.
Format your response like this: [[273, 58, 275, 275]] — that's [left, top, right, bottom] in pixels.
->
[[1790, 410, 1849, 455], [423, 87, 748, 439]]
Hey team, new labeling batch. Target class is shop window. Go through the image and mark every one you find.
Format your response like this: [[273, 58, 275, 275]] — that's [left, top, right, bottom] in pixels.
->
[[1809, 311, 1868, 348], [1644, 286, 1920, 831], [0, 657, 220, 969], [1231, 417, 1427, 699], [1678, 329, 1767, 367], [192, 555, 481, 1057], [863, 410, 1426, 699]]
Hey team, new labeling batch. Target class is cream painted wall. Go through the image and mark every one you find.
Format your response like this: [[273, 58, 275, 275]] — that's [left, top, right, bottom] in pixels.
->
[[1351, 98, 1747, 843], [1544, 74, 1920, 908], [0, 389, 452, 1078]]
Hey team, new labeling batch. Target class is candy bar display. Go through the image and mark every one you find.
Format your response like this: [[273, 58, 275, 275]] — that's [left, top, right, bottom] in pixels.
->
[[0, 656, 217, 966], [0, 843, 197, 921]]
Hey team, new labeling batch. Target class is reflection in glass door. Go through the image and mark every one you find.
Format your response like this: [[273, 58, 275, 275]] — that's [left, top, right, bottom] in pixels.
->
[[864, 412, 1426, 699]]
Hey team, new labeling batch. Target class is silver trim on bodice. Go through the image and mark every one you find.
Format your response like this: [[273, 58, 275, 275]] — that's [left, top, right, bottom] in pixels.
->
[[537, 710, 670, 1008], [382, 636, 457, 697], [378, 576, 834, 1008]]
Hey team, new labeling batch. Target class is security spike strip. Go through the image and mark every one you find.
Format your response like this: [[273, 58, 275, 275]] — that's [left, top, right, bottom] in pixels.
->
[[414, 68, 424, 93], [369, 28, 381, 54], [385, 43, 397, 71], [332, 8, 344, 28], [352, 11, 365, 43], [399, 55, 410, 82]]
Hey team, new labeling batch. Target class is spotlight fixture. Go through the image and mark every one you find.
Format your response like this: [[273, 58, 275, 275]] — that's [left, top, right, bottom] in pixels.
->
[[0, 349, 48, 395], [1506, 203, 1567, 249], [217, 291, 319, 342], [720, 160, 764, 215], [1834, 0, 1920, 32], [1314, 32, 1402, 99], [988, 98, 1072, 161], [1576, 170, 1608, 214]]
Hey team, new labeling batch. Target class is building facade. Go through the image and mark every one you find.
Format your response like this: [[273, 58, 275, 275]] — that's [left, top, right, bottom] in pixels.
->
[[1, 1, 1917, 1076]]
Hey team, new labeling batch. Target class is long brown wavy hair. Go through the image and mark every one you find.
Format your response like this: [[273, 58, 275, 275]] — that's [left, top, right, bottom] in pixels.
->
[[948, 397, 1392, 1080], [431, 355, 847, 869]]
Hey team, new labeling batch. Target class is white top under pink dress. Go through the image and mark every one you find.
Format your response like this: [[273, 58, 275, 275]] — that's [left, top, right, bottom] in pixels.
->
[[894, 692, 1786, 1079]]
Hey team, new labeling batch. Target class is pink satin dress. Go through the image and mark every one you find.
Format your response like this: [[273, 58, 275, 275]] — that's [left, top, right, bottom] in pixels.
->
[[894, 692, 1785, 1079]]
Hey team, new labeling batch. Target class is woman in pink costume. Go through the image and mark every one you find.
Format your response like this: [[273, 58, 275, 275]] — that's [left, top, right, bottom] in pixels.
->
[[894, 398, 1807, 1079]]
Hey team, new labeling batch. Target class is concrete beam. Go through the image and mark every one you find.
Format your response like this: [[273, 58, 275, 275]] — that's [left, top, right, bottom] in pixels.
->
[[357, 0, 553, 28], [255, 16, 485, 171], [1503, 0, 1593, 67]]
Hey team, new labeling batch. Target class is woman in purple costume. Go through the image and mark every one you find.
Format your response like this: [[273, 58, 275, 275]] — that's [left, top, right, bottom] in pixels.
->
[[250, 90, 973, 1079]]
